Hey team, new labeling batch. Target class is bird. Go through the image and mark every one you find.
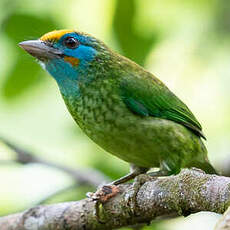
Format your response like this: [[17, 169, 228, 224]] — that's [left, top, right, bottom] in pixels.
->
[[19, 29, 217, 185]]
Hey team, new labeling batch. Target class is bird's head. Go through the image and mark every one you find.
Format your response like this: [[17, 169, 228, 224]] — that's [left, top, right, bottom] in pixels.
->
[[19, 30, 110, 91]]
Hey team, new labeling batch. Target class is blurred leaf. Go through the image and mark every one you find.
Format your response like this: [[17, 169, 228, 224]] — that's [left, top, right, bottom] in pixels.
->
[[1, 13, 59, 100], [2, 13, 58, 43], [214, 0, 230, 35], [92, 157, 128, 181], [40, 185, 92, 205], [2, 52, 42, 99], [113, 0, 157, 65]]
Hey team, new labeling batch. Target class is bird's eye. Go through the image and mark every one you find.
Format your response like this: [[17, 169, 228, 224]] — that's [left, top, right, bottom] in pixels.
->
[[63, 37, 79, 49]]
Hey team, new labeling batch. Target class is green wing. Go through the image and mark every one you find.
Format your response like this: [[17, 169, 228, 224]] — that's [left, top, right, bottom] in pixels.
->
[[120, 74, 205, 139]]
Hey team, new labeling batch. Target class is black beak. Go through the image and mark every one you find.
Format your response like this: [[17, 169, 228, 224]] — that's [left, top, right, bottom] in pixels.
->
[[18, 40, 63, 61]]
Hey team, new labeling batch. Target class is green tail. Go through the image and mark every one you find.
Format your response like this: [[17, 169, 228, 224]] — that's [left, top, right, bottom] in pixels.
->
[[198, 161, 218, 175]]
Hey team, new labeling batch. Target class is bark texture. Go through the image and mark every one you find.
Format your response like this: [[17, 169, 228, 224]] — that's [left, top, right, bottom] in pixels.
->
[[0, 169, 230, 230]]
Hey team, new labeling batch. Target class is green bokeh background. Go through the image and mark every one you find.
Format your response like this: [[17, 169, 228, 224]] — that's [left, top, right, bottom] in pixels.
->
[[0, 0, 229, 229]]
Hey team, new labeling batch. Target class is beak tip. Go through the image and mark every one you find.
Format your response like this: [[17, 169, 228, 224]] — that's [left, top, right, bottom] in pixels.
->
[[17, 40, 62, 59], [18, 41, 27, 50]]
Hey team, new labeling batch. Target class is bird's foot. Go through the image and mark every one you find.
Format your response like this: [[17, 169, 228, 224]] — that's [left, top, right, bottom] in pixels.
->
[[123, 173, 153, 213], [111, 172, 139, 185], [124, 170, 168, 212], [87, 165, 149, 203], [135, 173, 154, 183], [112, 165, 149, 185], [190, 167, 205, 174], [131, 173, 157, 198], [147, 169, 170, 177]]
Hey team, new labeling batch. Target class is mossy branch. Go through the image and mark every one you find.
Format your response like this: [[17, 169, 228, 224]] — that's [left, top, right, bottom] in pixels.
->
[[0, 169, 230, 230]]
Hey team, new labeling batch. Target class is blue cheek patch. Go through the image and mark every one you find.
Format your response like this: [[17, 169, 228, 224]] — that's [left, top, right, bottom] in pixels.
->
[[64, 45, 97, 63], [44, 34, 97, 97], [52, 33, 97, 65]]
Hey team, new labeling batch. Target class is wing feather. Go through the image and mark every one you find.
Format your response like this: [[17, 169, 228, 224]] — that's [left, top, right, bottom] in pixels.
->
[[120, 74, 206, 139]]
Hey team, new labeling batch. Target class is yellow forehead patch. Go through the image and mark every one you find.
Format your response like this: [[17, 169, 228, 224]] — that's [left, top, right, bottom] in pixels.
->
[[40, 29, 75, 42]]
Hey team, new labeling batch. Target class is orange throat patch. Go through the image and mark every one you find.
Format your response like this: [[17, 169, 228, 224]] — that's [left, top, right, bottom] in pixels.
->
[[64, 57, 80, 67]]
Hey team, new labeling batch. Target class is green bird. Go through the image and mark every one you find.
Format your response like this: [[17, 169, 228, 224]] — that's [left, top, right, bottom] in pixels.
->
[[19, 29, 217, 185]]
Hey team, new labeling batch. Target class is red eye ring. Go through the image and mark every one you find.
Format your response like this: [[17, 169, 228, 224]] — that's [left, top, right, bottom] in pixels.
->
[[63, 37, 79, 49]]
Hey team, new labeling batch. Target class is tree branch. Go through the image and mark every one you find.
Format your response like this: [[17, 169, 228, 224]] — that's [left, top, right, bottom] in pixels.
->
[[0, 169, 229, 230]]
